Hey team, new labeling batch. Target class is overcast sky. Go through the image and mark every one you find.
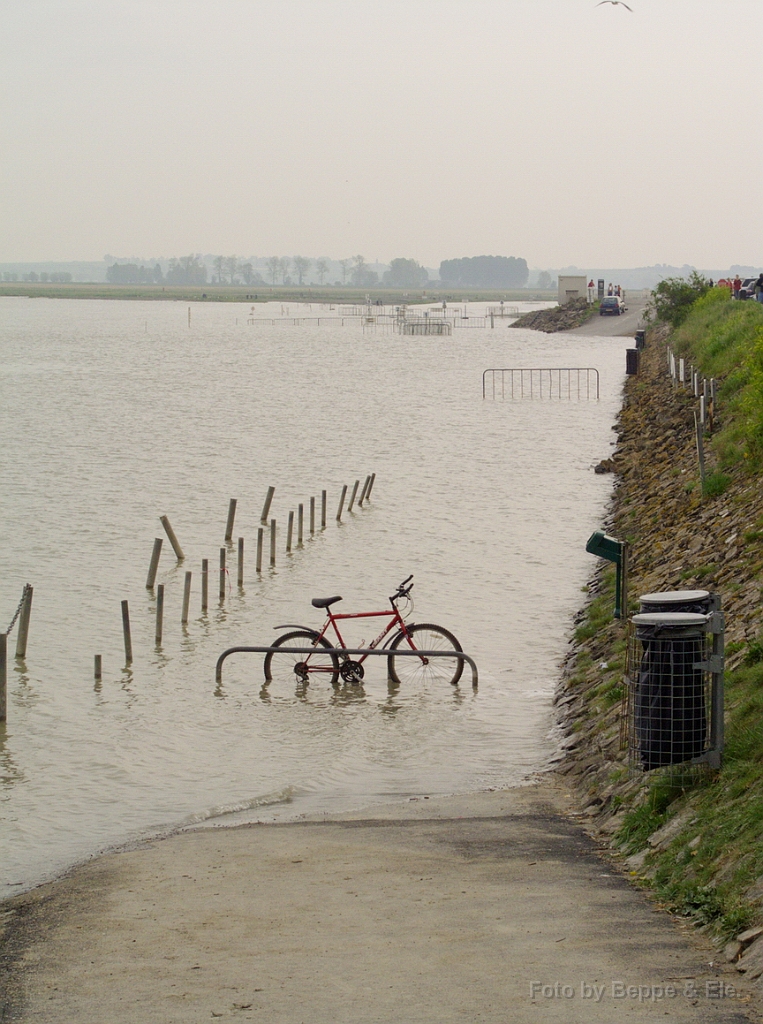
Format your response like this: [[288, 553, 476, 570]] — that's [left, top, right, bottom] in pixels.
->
[[1, 0, 760, 269]]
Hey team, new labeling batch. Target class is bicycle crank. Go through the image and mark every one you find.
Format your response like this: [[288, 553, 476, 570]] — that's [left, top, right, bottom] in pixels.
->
[[340, 660, 365, 683]]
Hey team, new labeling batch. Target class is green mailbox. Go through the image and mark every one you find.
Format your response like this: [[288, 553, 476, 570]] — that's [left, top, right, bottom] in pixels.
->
[[586, 530, 624, 618]]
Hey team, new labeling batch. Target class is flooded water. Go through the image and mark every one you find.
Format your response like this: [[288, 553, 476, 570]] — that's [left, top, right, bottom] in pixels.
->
[[0, 297, 627, 897]]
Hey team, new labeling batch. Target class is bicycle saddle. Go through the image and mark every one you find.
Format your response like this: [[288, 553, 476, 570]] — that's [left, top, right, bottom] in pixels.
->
[[312, 595, 342, 609]]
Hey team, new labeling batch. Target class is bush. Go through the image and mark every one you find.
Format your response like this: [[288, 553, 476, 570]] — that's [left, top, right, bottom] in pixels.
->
[[702, 471, 731, 497], [646, 272, 713, 328]]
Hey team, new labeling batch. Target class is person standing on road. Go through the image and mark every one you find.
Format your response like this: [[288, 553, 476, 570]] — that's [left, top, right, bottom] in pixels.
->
[[755, 273, 763, 303], [733, 275, 742, 299]]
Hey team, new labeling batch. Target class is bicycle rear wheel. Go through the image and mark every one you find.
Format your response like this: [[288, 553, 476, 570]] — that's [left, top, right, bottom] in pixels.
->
[[387, 623, 464, 686], [263, 631, 340, 687]]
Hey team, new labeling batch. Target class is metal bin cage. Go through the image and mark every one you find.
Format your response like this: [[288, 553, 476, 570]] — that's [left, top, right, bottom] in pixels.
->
[[623, 594, 724, 780]]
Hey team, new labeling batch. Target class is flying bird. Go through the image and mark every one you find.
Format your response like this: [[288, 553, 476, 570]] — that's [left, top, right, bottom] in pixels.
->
[[596, 0, 633, 9]]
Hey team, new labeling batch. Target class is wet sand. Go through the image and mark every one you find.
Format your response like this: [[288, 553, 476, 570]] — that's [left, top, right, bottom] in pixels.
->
[[1, 778, 757, 1023]]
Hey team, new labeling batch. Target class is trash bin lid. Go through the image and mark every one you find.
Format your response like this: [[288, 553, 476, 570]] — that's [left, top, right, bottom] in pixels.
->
[[632, 611, 709, 627], [639, 590, 709, 605]]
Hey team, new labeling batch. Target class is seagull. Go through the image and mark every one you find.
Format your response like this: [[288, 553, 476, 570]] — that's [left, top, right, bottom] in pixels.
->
[[596, 0, 633, 9]]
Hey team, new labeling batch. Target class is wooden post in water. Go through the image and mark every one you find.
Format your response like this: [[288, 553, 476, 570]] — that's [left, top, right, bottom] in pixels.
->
[[321, 490, 327, 529], [219, 548, 226, 602], [201, 559, 209, 612], [270, 519, 277, 566], [15, 586, 33, 659], [310, 497, 315, 535], [225, 499, 238, 542], [182, 571, 192, 624], [0, 633, 6, 723], [261, 486, 275, 524], [367, 473, 376, 499], [94, 654, 102, 681], [256, 528, 264, 572], [146, 538, 163, 589], [298, 504, 304, 545], [358, 475, 371, 506], [237, 538, 244, 587], [121, 600, 132, 664], [286, 511, 294, 553], [155, 585, 164, 645], [336, 485, 347, 521], [347, 480, 360, 512], [160, 516, 185, 560]]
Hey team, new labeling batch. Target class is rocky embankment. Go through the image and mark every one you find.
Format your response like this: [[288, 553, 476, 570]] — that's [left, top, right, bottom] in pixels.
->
[[556, 326, 763, 989], [510, 296, 595, 332]]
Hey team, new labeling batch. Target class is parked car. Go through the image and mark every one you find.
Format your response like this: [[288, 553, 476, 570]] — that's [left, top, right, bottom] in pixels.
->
[[600, 296, 625, 316], [739, 278, 758, 300]]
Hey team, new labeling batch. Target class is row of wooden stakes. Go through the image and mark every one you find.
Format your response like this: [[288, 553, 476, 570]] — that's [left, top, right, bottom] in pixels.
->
[[106, 475, 376, 676]]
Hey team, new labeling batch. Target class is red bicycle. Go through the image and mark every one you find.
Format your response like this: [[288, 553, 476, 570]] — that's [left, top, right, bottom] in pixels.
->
[[264, 576, 464, 686]]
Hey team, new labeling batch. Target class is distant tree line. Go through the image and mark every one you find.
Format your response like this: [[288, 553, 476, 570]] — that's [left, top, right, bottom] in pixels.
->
[[107, 263, 163, 285], [439, 256, 528, 289], [8, 271, 73, 283]]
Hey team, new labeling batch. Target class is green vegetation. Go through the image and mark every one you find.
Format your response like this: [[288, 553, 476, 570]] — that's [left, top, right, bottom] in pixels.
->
[[645, 271, 713, 328], [667, 287, 763, 468]]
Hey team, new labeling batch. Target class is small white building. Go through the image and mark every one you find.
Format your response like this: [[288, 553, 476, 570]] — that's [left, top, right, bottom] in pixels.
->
[[558, 275, 588, 304]]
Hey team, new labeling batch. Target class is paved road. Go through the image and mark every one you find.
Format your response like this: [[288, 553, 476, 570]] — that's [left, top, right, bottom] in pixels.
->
[[1, 782, 757, 1023], [565, 295, 649, 337]]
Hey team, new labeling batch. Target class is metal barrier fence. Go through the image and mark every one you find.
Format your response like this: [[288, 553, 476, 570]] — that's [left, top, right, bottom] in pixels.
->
[[482, 367, 600, 400], [215, 645, 479, 688]]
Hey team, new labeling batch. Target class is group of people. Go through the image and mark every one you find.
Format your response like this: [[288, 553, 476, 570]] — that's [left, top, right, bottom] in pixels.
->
[[586, 280, 624, 301], [719, 274, 763, 302]]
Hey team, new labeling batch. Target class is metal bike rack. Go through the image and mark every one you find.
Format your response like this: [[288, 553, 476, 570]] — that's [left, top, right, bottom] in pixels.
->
[[215, 646, 479, 688]]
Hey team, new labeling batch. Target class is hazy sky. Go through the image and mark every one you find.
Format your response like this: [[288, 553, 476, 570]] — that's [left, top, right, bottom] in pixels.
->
[[1, 0, 760, 269]]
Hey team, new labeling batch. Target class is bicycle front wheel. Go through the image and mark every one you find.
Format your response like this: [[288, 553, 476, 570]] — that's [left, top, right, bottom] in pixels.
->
[[264, 631, 340, 687], [387, 623, 464, 686]]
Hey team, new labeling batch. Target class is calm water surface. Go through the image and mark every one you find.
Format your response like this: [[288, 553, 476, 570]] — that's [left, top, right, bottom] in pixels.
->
[[0, 297, 627, 897]]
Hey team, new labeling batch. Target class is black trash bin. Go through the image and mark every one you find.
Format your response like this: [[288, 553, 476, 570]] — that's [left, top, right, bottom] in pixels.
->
[[632, 612, 708, 769]]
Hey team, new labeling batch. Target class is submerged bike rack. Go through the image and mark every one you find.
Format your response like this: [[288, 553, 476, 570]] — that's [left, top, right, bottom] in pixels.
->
[[215, 645, 479, 688]]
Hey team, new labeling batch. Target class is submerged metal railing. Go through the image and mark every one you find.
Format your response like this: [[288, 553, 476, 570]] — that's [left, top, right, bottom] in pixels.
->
[[482, 367, 600, 400], [215, 645, 478, 688]]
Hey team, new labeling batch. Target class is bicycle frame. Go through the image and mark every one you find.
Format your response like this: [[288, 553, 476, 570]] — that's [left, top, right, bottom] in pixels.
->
[[318, 602, 408, 665]]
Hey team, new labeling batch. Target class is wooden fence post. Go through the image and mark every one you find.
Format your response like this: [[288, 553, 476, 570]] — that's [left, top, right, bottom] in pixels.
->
[[257, 528, 264, 572], [182, 571, 192, 624], [237, 538, 244, 587], [155, 584, 164, 645], [321, 490, 327, 529], [261, 486, 275, 524], [0, 634, 6, 723], [310, 497, 315, 535], [15, 586, 33, 659], [121, 600, 133, 664], [270, 519, 276, 566], [225, 499, 237, 542], [336, 485, 347, 521], [146, 538, 163, 589], [201, 559, 209, 612], [219, 548, 226, 601], [287, 512, 294, 553], [160, 515, 185, 560], [347, 480, 360, 512]]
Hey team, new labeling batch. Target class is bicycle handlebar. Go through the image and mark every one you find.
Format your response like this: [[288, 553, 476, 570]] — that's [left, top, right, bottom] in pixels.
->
[[391, 575, 414, 602]]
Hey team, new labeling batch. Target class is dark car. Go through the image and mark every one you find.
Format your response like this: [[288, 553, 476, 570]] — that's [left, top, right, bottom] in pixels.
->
[[739, 278, 759, 300], [600, 296, 624, 316]]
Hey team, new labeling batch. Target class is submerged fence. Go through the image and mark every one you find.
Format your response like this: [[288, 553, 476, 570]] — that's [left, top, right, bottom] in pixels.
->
[[482, 367, 600, 400]]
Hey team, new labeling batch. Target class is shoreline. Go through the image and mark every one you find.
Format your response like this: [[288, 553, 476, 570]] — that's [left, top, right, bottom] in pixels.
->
[[0, 283, 555, 304]]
